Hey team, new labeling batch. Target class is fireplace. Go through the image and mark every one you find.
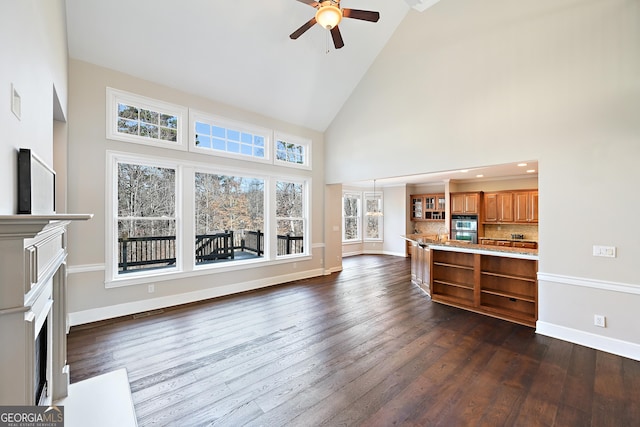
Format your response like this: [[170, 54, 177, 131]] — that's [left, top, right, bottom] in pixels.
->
[[0, 215, 91, 405], [34, 318, 48, 404]]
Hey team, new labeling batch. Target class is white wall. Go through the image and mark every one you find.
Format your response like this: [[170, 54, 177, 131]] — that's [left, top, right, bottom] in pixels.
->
[[65, 60, 326, 324], [0, 0, 69, 214], [324, 0, 640, 359]]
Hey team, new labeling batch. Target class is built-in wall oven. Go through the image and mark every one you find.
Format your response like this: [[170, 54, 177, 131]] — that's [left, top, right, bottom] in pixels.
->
[[451, 215, 478, 243]]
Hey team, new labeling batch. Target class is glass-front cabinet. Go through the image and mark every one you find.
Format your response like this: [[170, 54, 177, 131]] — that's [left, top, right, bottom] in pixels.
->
[[410, 193, 446, 221]]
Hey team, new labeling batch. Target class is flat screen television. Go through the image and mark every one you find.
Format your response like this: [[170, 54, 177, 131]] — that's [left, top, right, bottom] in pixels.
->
[[17, 148, 56, 214]]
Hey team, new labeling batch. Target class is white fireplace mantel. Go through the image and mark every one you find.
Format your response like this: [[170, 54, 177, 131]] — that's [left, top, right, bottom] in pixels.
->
[[0, 214, 92, 405]]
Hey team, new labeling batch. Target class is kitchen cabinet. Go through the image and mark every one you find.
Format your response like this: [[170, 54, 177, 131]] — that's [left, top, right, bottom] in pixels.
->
[[484, 190, 537, 224], [480, 239, 537, 249], [411, 243, 430, 294], [514, 191, 538, 223], [451, 192, 481, 215], [431, 248, 538, 327], [410, 194, 446, 221], [484, 192, 513, 223]]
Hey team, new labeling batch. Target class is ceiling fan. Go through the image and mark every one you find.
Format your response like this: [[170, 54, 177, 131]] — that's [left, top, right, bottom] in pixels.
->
[[289, 0, 380, 49]]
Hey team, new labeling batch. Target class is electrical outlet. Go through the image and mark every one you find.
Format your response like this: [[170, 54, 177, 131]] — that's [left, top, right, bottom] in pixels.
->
[[593, 245, 616, 258], [594, 314, 606, 327], [148, 284, 155, 293]]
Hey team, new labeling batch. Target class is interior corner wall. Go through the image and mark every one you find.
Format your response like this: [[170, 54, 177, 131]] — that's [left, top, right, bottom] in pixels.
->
[[65, 59, 326, 324], [0, 0, 69, 214], [324, 0, 640, 359]]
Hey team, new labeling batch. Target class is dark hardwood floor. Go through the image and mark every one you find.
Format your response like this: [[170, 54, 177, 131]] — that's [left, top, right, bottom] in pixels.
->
[[67, 255, 640, 426]]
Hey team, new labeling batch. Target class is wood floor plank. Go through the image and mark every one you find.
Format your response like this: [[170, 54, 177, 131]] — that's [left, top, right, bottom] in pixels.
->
[[66, 254, 640, 426]]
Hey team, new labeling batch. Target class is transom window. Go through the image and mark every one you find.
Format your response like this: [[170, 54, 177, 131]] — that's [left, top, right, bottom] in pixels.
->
[[106, 87, 187, 150], [274, 132, 311, 169], [190, 111, 271, 162]]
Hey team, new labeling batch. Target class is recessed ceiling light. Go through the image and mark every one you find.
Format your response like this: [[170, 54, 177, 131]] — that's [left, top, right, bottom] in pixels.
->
[[476, 174, 484, 178], [460, 169, 469, 173], [526, 169, 536, 173], [518, 163, 527, 167]]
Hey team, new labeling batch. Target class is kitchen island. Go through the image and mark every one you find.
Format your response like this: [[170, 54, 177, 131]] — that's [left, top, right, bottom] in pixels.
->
[[403, 236, 539, 327]]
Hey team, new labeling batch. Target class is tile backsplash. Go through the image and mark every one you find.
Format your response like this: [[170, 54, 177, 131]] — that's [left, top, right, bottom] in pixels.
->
[[483, 224, 538, 241], [413, 221, 448, 235]]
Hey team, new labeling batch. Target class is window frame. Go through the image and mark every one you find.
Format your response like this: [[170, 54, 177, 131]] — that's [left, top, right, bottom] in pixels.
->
[[106, 151, 313, 288], [189, 110, 272, 164], [275, 177, 310, 259], [105, 151, 182, 286], [363, 191, 384, 241], [106, 87, 188, 151], [342, 191, 362, 242], [273, 131, 312, 170]]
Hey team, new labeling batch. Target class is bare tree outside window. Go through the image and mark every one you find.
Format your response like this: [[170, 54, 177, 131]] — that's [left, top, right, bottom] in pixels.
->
[[343, 192, 361, 241], [276, 181, 305, 256], [117, 163, 176, 273], [194, 172, 265, 263]]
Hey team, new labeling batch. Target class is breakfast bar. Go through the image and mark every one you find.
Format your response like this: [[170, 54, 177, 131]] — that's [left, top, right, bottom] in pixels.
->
[[403, 236, 539, 327]]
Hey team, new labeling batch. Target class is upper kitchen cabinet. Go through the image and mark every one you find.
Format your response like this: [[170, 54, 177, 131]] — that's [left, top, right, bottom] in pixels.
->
[[514, 190, 538, 223], [484, 192, 514, 223], [484, 190, 537, 224], [451, 192, 481, 215], [410, 194, 446, 221]]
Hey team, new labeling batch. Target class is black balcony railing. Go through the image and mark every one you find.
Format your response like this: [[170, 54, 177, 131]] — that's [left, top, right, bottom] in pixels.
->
[[118, 230, 304, 272]]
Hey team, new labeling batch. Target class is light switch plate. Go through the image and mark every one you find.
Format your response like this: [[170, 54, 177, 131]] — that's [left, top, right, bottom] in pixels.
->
[[593, 245, 616, 258]]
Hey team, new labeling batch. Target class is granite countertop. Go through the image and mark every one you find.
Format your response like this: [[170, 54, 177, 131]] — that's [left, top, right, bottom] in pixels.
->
[[402, 235, 538, 259]]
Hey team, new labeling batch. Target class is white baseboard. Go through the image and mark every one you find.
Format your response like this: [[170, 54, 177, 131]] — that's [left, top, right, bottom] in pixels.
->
[[536, 321, 640, 361], [69, 268, 324, 326]]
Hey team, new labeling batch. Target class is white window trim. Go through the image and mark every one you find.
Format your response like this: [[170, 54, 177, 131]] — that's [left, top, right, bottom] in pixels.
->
[[273, 131, 312, 170], [189, 109, 272, 164], [105, 150, 312, 288], [105, 151, 183, 286], [106, 87, 188, 151], [363, 191, 384, 242], [274, 176, 311, 259], [342, 191, 362, 242]]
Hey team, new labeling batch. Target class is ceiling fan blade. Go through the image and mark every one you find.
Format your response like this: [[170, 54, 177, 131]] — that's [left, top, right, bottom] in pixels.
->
[[295, 0, 320, 7], [290, 17, 317, 39], [330, 26, 344, 49], [342, 9, 380, 22]]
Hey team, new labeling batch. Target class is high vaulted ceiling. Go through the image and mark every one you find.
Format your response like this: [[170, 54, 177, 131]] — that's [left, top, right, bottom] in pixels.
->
[[65, 0, 415, 132]]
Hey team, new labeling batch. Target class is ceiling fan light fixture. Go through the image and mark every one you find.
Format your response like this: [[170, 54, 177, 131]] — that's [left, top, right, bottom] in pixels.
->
[[316, 4, 342, 29]]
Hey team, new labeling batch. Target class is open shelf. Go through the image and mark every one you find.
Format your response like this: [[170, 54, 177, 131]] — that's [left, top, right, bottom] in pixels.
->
[[429, 248, 538, 327]]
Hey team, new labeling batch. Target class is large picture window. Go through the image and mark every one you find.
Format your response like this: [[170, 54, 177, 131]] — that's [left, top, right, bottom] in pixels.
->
[[195, 172, 265, 264], [107, 151, 311, 286], [116, 161, 178, 275]]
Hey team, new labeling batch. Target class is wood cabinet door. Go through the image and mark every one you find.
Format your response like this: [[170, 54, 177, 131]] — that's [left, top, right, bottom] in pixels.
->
[[484, 193, 498, 222], [464, 193, 479, 214], [411, 196, 424, 220], [514, 192, 529, 222], [451, 194, 464, 214], [498, 193, 514, 222], [529, 191, 538, 223]]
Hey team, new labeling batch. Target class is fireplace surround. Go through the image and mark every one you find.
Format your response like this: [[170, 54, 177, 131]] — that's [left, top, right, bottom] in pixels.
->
[[0, 214, 91, 405]]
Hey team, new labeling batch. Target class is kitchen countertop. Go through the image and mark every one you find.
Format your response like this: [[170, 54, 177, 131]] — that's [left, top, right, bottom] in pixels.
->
[[402, 235, 538, 260]]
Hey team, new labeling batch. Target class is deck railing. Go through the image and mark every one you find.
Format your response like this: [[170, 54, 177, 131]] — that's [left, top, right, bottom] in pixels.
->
[[118, 230, 303, 272]]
